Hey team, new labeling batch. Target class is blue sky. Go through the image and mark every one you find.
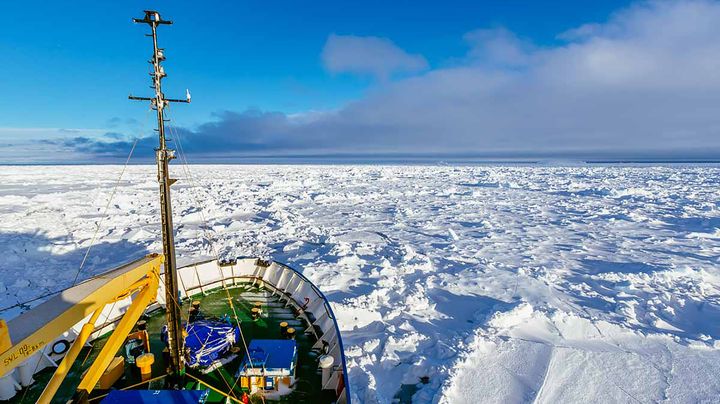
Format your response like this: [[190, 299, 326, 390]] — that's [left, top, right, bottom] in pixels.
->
[[3, 0, 720, 162]]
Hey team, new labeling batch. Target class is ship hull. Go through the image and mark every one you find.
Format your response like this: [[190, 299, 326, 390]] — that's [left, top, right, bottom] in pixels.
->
[[5, 258, 350, 403]]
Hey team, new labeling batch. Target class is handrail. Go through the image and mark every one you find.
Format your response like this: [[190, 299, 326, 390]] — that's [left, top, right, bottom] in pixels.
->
[[178, 258, 352, 403]]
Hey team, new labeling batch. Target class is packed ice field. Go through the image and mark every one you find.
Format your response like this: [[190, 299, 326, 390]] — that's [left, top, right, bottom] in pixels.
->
[[0, 164, 719, 403]]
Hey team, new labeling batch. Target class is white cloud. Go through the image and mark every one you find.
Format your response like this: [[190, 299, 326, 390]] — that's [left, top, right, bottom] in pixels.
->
[[309, 0, 720, 156], [463, 27, 534, 67], [58, 0, 720, 160], [321, 34, 428, 80]]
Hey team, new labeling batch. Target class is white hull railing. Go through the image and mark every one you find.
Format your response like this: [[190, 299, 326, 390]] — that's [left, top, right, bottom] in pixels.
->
[[19, 257, 350, 402]]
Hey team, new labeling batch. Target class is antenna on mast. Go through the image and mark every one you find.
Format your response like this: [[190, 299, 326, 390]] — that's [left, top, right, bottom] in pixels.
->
[[129, 10, 189, 385]]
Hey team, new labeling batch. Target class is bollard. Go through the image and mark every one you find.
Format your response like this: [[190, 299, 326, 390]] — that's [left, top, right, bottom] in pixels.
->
[[319, 355, 334, 388], [135, 353, 155, 382]]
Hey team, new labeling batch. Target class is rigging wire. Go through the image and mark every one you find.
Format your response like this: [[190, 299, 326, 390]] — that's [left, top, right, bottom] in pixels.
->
[[164, 107, 265, 402], [12, 111, 266, 402], [0, 108, 154, 315], [18, 136, 141, 404], [70, 139, 139, 286], [10, 25, 265, 402], [1, 139, 139, 312]]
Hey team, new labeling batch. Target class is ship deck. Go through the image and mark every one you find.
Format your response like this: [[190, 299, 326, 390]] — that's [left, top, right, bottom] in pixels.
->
[[10, 285, 331, 403]]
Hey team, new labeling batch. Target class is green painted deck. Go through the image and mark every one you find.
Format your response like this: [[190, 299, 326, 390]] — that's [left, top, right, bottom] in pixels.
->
[[9, 285, 330, 403]]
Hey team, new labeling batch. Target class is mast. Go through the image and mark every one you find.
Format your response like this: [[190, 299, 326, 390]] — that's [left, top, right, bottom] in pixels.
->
[[129, 10, 190, 381]]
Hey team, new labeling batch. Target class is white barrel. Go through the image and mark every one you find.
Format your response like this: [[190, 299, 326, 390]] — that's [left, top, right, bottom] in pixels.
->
[[319, 354, 334, 388], [17, 361, 35, 387], [0, 371, 19, 400]]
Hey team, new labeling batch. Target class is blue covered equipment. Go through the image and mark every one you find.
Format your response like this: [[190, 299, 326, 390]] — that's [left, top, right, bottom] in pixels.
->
[[162, 319, 240, 367]]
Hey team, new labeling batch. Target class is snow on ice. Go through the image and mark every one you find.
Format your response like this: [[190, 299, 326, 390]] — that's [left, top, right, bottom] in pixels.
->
[[1, 164, 719, 403]]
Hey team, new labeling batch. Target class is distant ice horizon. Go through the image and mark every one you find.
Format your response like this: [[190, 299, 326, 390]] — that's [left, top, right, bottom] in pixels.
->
[[4, 153, 720, 166]]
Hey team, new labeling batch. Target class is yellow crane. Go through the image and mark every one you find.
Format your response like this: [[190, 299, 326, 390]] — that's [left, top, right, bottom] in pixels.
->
[[0, 254, 163, 403]]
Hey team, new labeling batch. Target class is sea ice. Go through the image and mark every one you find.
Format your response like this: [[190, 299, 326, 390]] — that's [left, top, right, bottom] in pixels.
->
[[0, 164, 719, 403]]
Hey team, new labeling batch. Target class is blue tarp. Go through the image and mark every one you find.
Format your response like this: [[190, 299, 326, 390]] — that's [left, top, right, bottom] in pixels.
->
[[101, 390, 209, 403], [162, 319, 239, 367], [185, 320, 240, 367], [239, 339, 297, 371]]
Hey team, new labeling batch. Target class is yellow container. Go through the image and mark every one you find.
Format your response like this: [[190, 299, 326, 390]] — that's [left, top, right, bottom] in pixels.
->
[[97, 356, 125, 389]]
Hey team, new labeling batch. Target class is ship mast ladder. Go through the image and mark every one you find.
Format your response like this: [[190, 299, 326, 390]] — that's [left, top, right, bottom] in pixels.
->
[[129, 10, 190, 383]]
